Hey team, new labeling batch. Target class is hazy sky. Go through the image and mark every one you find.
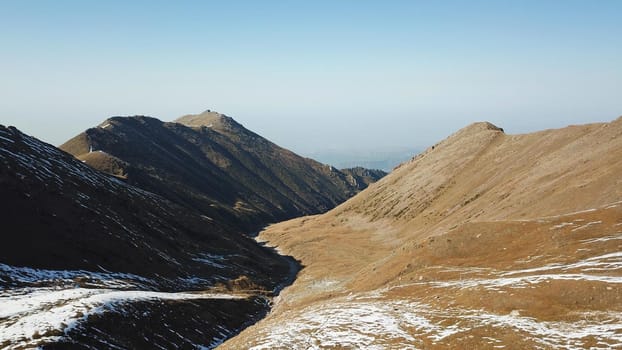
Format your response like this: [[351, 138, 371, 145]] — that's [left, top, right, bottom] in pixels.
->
[[1, 1, 620, 155]]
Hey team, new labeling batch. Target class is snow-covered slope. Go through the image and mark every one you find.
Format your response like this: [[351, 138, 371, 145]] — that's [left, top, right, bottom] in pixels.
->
[[1, 287, 246, 349]]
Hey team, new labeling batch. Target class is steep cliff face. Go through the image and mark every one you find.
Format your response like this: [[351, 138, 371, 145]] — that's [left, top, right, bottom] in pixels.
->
[[61, 111, 385, 231], [222, 117, 622, 349]]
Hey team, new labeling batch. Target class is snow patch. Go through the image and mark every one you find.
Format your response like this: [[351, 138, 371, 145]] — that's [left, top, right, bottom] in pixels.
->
[[581, 233, 622, 244], [248, 293, 622, 350], [571, 221, 603, 232], [0, 135, 15, 143], [550, 222, 576, 230], [192, 253, 229, 269], [0, 263, 150, 289], [0, 287, 243, 349]]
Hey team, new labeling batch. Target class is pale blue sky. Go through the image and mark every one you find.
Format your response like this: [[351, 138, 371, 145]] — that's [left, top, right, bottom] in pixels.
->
[[1, 0, 620, 154]]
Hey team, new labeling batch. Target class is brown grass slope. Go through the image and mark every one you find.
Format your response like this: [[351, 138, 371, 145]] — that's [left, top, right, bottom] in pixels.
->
[[222, 117, 622, 349]]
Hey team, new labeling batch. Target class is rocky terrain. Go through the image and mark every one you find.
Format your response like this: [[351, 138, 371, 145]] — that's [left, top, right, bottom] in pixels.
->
[[60, 111, 386, 232], [221, 118, 622, 349]]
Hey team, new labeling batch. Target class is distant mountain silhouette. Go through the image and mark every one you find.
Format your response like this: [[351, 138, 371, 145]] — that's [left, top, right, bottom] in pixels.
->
[[309, 148, 419, 172], [61, 110, 386, 231]]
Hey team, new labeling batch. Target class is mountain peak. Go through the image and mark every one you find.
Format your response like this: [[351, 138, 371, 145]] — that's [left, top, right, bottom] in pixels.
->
[[436, 121, 504, 147], [463, 121, 504, 133], [175, 110, 240, 132]]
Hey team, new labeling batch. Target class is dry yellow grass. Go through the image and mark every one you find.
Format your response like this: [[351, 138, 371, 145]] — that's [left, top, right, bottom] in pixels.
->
[[221, 117, 622, 349]]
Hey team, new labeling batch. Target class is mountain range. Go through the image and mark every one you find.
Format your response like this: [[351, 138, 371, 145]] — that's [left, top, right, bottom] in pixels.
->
[[60, 111, 385, 231], [0, 111, 385, 349], [2, 112, 621, 349]]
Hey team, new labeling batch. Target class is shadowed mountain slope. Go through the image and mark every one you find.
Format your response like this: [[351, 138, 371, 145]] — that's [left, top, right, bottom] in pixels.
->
[[61, 111, 385, 231], [0, 125, 290, 287], [0, 125, 293, 349], [222, 117, 622, 349], [340, 166, 389, 191]]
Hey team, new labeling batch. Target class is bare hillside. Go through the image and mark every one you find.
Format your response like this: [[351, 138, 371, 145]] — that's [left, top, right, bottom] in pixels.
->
[[61, 111, 386, 232], [221, 117, 622, 349]]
